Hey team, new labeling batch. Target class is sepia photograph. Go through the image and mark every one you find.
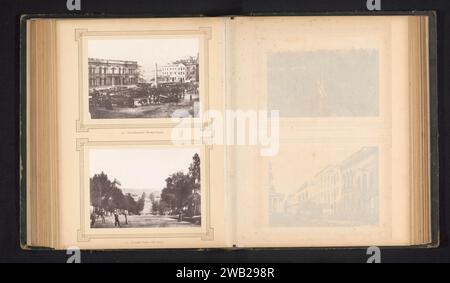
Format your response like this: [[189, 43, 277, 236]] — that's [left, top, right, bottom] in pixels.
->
[[268, 146, 379, 227], [88, 38, 200, 119], [267, 50, 379, 117], [89, 148, 201, 229]]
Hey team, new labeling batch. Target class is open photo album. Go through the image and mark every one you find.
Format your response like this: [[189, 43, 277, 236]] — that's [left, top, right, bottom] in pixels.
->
[[22, 14, 438, 249]]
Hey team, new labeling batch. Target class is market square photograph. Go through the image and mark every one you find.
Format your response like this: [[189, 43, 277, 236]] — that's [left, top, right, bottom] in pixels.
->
[[88, 38, 200, 119]]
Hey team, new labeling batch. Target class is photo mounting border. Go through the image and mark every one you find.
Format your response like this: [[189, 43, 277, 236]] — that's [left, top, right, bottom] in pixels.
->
[[75, 138, 214, 242], [257, 20, 393, 127], [75, 27, 212, 132], [260, 141, 391, 233]]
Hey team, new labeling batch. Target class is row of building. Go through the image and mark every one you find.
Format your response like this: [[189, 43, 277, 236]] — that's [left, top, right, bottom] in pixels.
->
[[88, 58, 139, 89], [270, 147, 379, 224], [156, 56, 199, 84], [88, 55, 199, 89]]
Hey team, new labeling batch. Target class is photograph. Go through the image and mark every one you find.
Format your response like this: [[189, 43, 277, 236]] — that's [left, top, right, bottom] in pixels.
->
[[89, 148, 202, 229], [268, 146, 379, 227], [267, 50, 379, 117], [88, 38, 200, 119]]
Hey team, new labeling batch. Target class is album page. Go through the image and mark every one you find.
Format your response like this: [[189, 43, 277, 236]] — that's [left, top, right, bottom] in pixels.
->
[[229, 16, 414, 247], [53, 17, 229, 249]]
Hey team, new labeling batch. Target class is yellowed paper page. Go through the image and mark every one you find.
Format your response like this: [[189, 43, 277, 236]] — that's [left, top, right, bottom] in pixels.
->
[[55, 18, 228, 249], [230, 16, 412, 247]]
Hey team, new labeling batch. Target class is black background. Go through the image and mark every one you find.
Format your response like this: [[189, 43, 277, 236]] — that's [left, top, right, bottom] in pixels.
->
[[1, 0, 450, 263]]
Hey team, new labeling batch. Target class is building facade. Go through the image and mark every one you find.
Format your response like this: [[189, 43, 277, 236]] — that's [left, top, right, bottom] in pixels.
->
[[286, 147, 379, 225], [89, 58, 139, 89], [338, 147, 379, 224], [159, 56, 199, 84], [160, 63, 187, 83], [179, 56, 199, 83]]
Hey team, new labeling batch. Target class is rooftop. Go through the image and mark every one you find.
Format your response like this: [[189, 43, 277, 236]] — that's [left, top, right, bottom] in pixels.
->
[[88, 58, 138, 65]]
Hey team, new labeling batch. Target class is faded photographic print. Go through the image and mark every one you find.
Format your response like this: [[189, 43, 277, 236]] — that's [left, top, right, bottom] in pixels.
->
[[268, 50, 379, 117], [89, 148, 201, 229], [268, 146, 379, 227], [88, 38, 200, 119]]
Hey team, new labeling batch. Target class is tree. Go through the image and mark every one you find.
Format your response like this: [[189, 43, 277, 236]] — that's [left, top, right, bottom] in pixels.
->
[[149, 193, 155, 203], [90, 172, 142, 215], [161, 177, 175, 211], [151, 200, 160, 215], [136, 193, 146, 215], [90, 172, 111, 208], [189, 153, 201, 191], [159, 153, 202, 216], [124, 194, 136, 214], [158, 200, 170, 215], [171, 171, 193, 210], [111, 187, 126, 211], [187, 190, 201, 217]]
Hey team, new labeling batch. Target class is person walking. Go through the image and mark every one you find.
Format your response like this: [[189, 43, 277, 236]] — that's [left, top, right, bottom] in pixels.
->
[[90, 212, 96, 227], [114, 211, 121, 228], [178, 209, 183, 222], [101, 210, 106, 224]]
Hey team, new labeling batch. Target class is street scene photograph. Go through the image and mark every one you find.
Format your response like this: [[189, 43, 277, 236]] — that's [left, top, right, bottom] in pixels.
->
[[89, 148, 201, 229], [88, 38, 200, 119], [268, 145, 379, 227]]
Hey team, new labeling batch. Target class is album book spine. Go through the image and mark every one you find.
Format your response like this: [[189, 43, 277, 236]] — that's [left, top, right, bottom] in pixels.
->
[[19, 15, 29, 250], [428, 11, 439, 248]]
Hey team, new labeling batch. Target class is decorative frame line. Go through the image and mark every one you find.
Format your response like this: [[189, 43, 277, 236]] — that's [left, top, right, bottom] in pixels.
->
[[76, 138, 214, 242], [75, 27, 212, 132]]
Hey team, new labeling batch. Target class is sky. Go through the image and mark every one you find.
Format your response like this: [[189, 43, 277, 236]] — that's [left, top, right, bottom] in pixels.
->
[[88, 38, 199, 81], [89, 148, 200, 191], [266, 145, 360, 195]]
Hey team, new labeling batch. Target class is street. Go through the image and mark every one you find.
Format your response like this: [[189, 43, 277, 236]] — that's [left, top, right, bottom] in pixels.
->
[[92, 214, 199, 229], [269, 213, 368, 227], [90, 95, 199, 119]]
